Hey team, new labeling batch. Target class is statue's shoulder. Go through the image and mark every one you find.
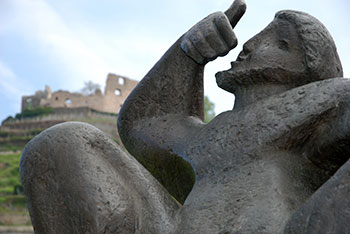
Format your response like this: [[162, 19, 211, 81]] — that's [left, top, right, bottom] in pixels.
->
[[289, 78, 350, 102], [304, 77, 350, 91], [266, 78, 350, 119], [210, 78, 350, 128]]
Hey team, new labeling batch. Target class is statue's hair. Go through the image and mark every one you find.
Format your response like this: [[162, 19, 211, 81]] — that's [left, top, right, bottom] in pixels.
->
[[275, 10, 343, 83]]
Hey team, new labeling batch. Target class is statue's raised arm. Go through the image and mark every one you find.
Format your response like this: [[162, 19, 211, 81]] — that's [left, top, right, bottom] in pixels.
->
[[117, 0, 246, 183]]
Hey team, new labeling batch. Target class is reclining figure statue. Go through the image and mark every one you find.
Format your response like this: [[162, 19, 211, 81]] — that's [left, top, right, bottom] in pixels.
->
[[20, 0, 350, 233]]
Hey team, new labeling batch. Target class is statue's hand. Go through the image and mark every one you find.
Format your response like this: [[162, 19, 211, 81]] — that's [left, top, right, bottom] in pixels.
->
[[181, 0, 246, 64]]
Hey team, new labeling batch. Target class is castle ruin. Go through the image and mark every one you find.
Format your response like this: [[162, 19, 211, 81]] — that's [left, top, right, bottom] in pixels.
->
[[21, 73, 138, 114]]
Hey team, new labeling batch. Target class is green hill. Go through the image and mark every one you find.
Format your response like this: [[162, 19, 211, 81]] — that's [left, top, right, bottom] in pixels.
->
[[0, 107, 121, 229]]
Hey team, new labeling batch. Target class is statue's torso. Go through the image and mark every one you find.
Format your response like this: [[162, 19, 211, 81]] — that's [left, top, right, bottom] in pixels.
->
[[176, 78, 350, 233]]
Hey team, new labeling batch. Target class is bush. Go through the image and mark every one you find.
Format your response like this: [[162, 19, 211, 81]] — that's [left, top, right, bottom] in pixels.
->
[[1, 116, 14, 125], [0, 131, 9, 138], [0, 195, 28, 213], [15, 107, 54, 119], [13, 185, 24, 195]]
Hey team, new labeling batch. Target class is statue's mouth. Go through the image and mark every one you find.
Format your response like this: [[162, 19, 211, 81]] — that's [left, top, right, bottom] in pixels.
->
[[229, 52, 247, 69], [231, 49, 251, 69]]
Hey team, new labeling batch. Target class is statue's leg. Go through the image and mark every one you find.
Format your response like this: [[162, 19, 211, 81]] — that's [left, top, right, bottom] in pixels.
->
[[283, 159, 350, 234], [20, 122, 180, 234]]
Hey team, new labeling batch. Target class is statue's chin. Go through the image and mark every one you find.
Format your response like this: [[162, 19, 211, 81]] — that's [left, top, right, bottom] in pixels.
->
[[215, 67, 258, 94], [216, 66, 307, 94], [215, 69, 235, 94]]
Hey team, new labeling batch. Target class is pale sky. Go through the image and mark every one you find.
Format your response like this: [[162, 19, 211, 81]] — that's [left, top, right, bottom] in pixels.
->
[[0, 0, 349, 122]]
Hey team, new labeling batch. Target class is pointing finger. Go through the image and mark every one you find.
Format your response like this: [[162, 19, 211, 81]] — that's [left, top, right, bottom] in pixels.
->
[[224, 0, 246, 28]]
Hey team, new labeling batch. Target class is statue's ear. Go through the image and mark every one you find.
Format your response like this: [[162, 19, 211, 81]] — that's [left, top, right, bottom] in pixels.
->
[[297, 20, 343, 81], [304, 41, 343, 81]]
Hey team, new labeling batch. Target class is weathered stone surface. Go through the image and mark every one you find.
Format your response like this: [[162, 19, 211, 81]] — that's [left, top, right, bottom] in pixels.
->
[[284, 160, 350, 234], [20, 122, 179, 233], [118, 0, 348, 232], [21, 0, 349, 233]]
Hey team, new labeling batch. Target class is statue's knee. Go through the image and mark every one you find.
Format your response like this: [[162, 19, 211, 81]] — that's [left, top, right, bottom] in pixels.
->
[[20, 122, 105, 185], [20, 122, 135, 233], [20, 122, 179, 233]]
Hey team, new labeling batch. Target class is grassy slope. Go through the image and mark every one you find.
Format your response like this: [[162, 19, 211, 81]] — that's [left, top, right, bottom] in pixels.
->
[[0, 152, 31, 226], [0, 153, 22, 196], [0, 111, 120, 227]]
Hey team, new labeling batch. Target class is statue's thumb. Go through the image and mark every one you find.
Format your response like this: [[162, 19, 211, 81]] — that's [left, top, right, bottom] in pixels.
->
[[224, 0, 246, 28]]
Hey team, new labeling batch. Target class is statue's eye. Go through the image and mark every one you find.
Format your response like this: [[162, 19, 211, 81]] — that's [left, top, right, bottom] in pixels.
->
[[278, 39, 289, 51]]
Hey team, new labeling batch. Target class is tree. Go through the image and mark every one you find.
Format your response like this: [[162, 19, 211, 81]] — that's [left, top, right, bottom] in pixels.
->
[[81, 81, 101, 96], [204, 95, 215, 123]]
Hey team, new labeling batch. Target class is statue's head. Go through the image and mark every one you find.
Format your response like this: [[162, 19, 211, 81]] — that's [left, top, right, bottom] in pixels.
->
[[216, 10, 343, 94]]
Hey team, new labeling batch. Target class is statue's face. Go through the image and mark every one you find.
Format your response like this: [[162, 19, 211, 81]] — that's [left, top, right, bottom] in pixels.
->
[[217, 19, 306, 92]]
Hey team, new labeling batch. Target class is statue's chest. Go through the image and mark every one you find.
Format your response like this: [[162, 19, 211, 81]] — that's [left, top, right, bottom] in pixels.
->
[[185, 113, 284, 173]]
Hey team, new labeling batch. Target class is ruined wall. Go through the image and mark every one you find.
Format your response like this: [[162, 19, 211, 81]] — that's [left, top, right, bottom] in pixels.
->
[[21, 86, 51, 111], [21, 73, 138, 114], [48, 90, 105, 111], [103, 73, 139, 113]]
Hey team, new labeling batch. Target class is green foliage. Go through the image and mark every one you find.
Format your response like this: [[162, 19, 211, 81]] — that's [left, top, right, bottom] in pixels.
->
[[204, 95, 216, 123], [0, 152, 30, 222], [0, 129, 42, 138], [0, 131, 9, 138], [1, 116, 14, 125], [15, 107, 54, 119], [0, 129, 42, 152], [13, 185, 24, 195], [0, 136, 34, 152], [0, 195, 29, 215], [91, 108, 118, 117], [0, 144, 23, 153], [26, 129, 42, 136], [0, 153, 22, 196], [0, 195, 26, 208]]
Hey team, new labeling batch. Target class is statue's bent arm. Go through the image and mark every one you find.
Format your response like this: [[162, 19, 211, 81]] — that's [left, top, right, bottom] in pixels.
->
[[283, 85, 350, 233], [117, 36, 205, 158], [117, 2, 246, 202], [116, 35, 207, 203], [117, 0, 245, 162]]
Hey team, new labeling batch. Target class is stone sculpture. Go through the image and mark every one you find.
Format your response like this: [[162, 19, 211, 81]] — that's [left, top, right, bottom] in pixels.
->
[[20, 0, 350, 233]]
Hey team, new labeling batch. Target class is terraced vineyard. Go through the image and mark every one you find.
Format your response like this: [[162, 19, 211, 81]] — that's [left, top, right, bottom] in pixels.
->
[[0, 151, 33, 233]]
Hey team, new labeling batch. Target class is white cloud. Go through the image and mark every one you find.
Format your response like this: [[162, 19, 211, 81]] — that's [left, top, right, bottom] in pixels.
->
[[0, 61, 29, 97], [70, 26, 170, 80], [3, 0, 113, 90], [0, 60, 33, 112], [1, 0, 181, 90]]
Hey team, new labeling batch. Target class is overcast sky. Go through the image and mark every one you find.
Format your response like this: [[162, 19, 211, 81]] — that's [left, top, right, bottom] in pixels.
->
[[0, 0, 349, 122]]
